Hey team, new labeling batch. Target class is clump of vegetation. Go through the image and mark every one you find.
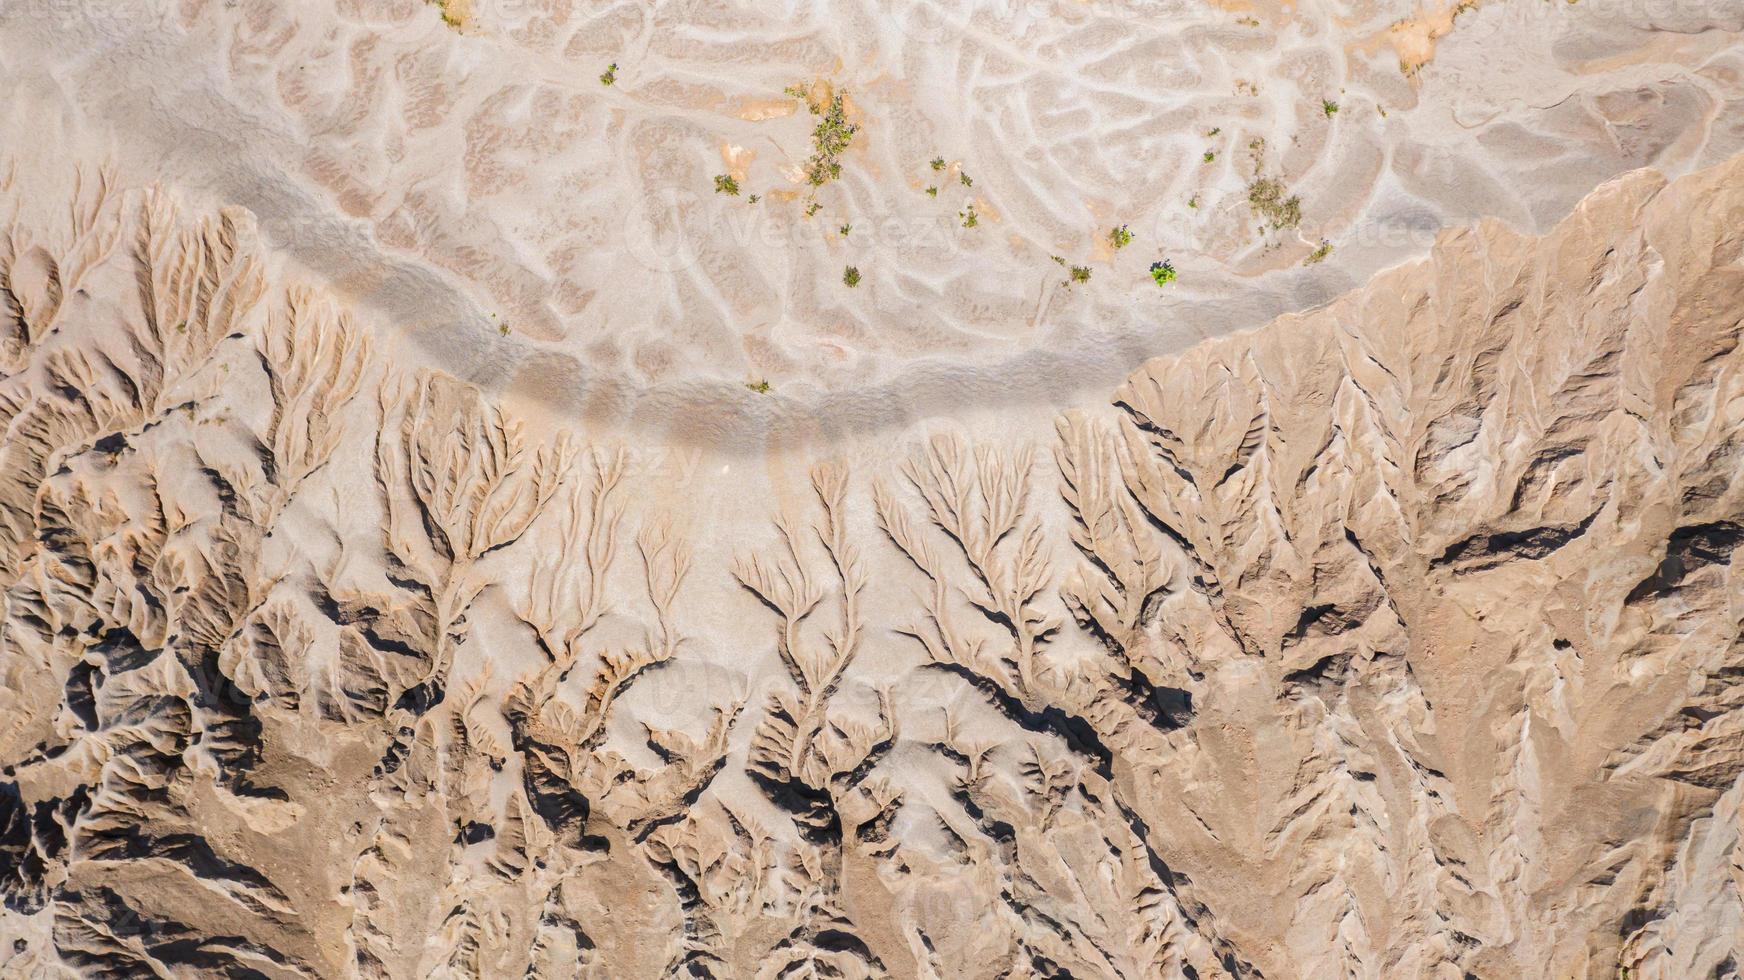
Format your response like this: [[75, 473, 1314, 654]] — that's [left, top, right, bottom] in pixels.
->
[[839, 223, 851, 236], [925, 186, 938, 197], [1322, 99, 1339, 116], [1203, 150, 1216, 163], [429, 0, 464, 29], [1207, 127, 1221, 137], [1237, 15, 1260, 26], [805, 201, 822, 217], [1108, 225, 1133, 249], [748, 194, 761, 204], [959, 172, 973, 187], [1247, 177, 1301, 230], [1187, 194, 1200, 209], [1052, 255, 1090, 287], [788, 84, 858, 187], [714, 174, 740, 196], [746, 379, 772, 393], [959, 204, 979, 228], [843, 265, 861, 287], [1149, 260, 1177, 286], [931, 156, 946, 171], [1304, 240, 1334, 265], [600, 62, 618, 86]]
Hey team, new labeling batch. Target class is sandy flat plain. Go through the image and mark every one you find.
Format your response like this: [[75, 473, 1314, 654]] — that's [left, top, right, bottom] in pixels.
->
[[4, 0, 1741, 449]]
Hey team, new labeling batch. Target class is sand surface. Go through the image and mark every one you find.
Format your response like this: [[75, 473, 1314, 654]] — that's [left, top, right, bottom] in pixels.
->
[[2, 2, 1744, 978], [4, 0, 1741, 449]]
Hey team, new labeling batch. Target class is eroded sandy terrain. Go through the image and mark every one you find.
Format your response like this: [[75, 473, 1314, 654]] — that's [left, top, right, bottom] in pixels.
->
[[1, 1, 1743, 978]]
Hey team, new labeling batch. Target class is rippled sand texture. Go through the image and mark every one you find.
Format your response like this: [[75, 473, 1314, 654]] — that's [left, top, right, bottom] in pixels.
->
[[5, 0, 1744, 977], [2, 0, 1741, 445], [1, 141, 1743, 975]]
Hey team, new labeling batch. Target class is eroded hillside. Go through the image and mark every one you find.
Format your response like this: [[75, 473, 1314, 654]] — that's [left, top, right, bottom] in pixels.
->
[[0, 152, 1741, 977]]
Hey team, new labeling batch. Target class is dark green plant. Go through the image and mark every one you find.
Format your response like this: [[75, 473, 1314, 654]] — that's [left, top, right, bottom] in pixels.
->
[[714, 174, 740, 196], [1149, 260, 1176, 286], [1322, 99, 1339, 116], [1108, 225, 1133, 249], [843, 266, 861, 287], [792, 86, 857, 187], [746, 379, 772, 393], [959, 205, 978, 228], [930, 156, 946, 171], [600, 62, 618, 86]]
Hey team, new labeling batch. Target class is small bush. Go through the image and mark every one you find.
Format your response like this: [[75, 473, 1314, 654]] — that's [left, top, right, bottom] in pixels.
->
[[1247, 177, 1301, 230], [843, 266, 861, 287], [746, 380, 772, 393], [792, 85, 857, 187], [600, 62, 618, 86], [1149, 260, 1177, 286], [1322, 99, 1339, 116], [714, 174, 740, 196], [1108, 225, 1133, 249]]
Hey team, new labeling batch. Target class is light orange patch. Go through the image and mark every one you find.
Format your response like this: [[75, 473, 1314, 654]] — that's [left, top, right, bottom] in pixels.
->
[[736, 98, 799, 122], [719, 142, 756, 181], [432, 0, 472, 29], [1351, 0, 1479, 77]]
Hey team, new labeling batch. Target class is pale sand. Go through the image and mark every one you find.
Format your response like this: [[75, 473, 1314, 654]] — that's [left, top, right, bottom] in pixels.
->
[[2, 2, 1744, 976], [2, 0, 1740, 452]]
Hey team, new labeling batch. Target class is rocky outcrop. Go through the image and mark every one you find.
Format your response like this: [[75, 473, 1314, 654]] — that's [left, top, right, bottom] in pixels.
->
[[0, 152, 1740, 978]]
